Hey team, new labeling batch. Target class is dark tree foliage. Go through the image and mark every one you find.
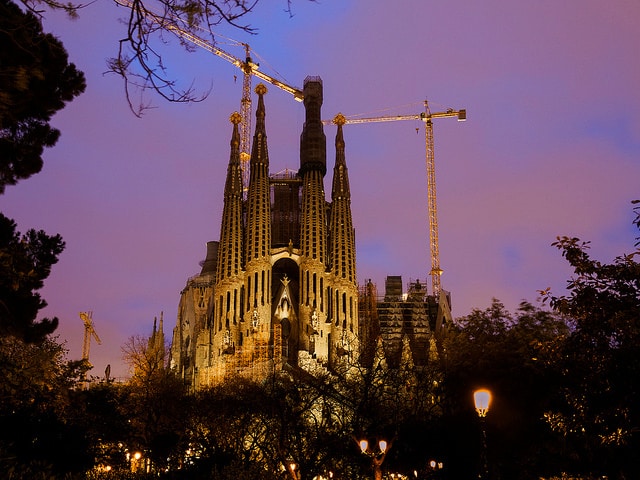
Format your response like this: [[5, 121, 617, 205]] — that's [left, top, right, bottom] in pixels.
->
[[0, 212, 65, 342], [337, 339, 445, 476], [120, 336, 191, 470], [442, 300, 570, 480], [183, 371, 355, 480], [542, 200, 640, 480], [0, 0, 85, 193], [0, 335, 91, 478], [81, 382, 137, 472], [184, 379, 270, 479]]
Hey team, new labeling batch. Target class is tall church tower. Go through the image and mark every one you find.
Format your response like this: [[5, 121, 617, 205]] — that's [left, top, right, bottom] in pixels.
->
[[170, 77, 359, 389], [296, 78, 330, 360], [329, 115, 358, 348], [169, 76, 447, 390], [213, 110, 245, 355], [240, 84, 273, 351]]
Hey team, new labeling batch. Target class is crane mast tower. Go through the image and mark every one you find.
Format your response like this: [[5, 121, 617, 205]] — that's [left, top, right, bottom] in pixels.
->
[[115, 0, 304, 192], [79, 311, 102, 364], [325, 102, 466, 299]]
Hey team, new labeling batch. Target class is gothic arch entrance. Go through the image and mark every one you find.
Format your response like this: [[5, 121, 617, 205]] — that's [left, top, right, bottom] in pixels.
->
[[272, 258, 299, 365]]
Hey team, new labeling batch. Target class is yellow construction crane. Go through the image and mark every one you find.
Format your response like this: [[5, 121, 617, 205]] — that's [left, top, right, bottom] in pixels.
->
[[79, 311, 102, 364], [114, 0, 304, 190], [325, 102, 466, 300]]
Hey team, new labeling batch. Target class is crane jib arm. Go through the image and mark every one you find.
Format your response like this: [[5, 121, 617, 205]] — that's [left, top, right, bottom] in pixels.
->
[[320, 103, 466, 300], [114, 0, 304, 101]]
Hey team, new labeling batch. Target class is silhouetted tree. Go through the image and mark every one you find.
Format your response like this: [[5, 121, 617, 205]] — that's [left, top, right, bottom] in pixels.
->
[[0, 335, 91, 478], [81, 382, 135, 473], [442, 300, 570, 480], [0, 213, 65, 342], [183, 369, 354, 480], [121, 335, 190, 471], [0, 0, 85, 193], [1, 0, 83, 342], [542, 200, 640, 480], [184, 378, 270, 479]]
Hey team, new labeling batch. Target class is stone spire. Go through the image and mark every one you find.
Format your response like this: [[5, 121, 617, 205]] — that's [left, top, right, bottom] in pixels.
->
[[216, 112, 244, 284], [245, 84, 271, 264], [147, 312, 165, 368], [330, 116, 356, 283], [244, 83, 271, 320]]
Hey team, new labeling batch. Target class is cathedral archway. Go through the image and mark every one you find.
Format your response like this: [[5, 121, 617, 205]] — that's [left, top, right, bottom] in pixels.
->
[[272, 258, 299, 364]]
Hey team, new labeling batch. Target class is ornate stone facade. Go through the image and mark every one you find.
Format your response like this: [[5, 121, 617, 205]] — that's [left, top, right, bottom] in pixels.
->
[[170, 77, 359, 389], [169, 77, 451, 390]]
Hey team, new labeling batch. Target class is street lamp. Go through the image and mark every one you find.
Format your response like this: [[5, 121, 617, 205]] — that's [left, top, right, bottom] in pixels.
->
[[473, 389, 491, 418], [130, 451, 142, 473], [288, 460, 300, 480], [358, 438, 389, 480], [473, 388, 491, 479], [427, 459, 444, 478]]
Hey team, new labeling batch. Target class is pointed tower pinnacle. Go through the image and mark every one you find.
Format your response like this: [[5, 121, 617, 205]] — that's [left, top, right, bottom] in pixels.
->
[[157, 311, 165, 354], [245, 83, 271, 263], [216, 112, 244, 284], [330, 116, 356, 283], [244, 83, 272, 328]]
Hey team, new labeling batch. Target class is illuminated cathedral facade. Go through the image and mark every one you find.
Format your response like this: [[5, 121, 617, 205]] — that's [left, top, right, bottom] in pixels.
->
[[169, 77, 446, 390]]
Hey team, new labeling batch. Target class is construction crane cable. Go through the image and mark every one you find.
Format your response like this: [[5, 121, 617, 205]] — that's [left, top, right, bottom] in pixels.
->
[[249, 49, 292, 87]]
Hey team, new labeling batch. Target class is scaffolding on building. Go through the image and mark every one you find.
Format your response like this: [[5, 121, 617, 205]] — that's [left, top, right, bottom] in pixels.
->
[[222, 323, 284, 382], [270, 169, 302, 248], [358, 280, 380, 365]]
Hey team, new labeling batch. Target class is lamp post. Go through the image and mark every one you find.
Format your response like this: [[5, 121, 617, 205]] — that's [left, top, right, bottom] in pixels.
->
[[427, 459, 444, 478], [473, 389, 491, 480], [358, 438, 389, 480], [130, 451, 142, 473], [287, 460, 300, 480]]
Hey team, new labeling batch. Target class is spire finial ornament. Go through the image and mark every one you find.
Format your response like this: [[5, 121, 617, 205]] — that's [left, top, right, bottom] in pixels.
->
[[255, 83, 268, 95], [333, 113, 347, 126], [230, 111, 242, 124]]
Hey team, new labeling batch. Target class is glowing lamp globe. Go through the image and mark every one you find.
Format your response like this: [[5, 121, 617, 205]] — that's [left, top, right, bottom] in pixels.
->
[[473, 389, 492, 417]]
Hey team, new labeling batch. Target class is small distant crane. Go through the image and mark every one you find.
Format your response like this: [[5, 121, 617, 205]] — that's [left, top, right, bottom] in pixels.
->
[[79, 311, 101, 365]]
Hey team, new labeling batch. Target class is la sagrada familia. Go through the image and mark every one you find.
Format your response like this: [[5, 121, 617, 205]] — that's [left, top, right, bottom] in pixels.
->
[[169, 77, 450, 390]]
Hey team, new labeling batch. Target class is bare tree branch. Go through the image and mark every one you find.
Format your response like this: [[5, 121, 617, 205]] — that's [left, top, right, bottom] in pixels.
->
[[20, 0, 313, 116], [107, 0, 259, 115]]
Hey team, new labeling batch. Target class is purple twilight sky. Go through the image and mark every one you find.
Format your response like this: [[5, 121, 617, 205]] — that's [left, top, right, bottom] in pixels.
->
[[3, 0, 639, 379]]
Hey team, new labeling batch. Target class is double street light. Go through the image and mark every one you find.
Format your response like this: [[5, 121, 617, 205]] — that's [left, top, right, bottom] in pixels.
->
[[359, 438, 389, 480]]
